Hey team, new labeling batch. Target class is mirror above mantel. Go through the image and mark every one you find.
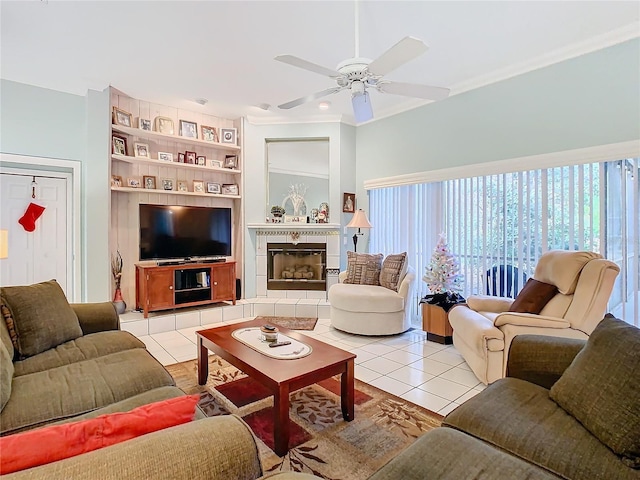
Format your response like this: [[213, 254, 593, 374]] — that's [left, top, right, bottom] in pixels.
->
[[266, 139, 329, 222]]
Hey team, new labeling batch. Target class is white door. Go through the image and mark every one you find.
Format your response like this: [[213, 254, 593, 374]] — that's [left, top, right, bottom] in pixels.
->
[[0, 170, 70, 294]]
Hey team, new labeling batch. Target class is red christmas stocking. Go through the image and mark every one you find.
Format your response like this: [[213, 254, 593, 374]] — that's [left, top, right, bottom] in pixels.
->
[[18, 203, 46, 232]]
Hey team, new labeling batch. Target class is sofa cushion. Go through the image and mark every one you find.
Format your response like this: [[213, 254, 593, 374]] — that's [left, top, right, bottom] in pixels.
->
[[13, 331, 145, 377], [1, 280, 82, 358], [379, 252, 407, 291], [329, 283, 404, 313], [1, 299, 18, 356], [0, 394, 199, 475], [508, 278, 557, 314], [534, 250, 601, 295], [550, 316, 640, 468], [0, 348, 175, 435], [444, 377, 636, 480], [344, 252, 383, 285], [0, 339, 13, 410]]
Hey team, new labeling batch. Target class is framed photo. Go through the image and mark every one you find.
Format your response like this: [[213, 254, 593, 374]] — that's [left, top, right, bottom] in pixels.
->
[[179, 120, 198, 139], [178, 152, 185, 163], [139, 118, 152, 131], [220, 127, 237, 145], [193, 180, 205, 193], [343, 192, 355, 213], [154, 116, 174, 135], [158, 152, 174, 162], [196, 155, 206, 166], [222, 183, 239, 195], [162, 178, 174, 191], [127, 177, 141, 188], [134, 142, 150, 158], [112, 134, 128, 156], [113, 107, 132, 127], [211, 159, 223, 168], [185, 151, 197, 164], [284, 215, 306, 223], [110, 175, 123, 187], [177, 180, 188, 192], [224, 155, 238, 169], [207, 182, 221, 194], [143, 175, 157, 190], [201, 125, 217, 142]]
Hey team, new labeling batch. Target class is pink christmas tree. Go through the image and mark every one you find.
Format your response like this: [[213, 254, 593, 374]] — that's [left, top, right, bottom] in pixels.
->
[[423, 234, 464, 294]]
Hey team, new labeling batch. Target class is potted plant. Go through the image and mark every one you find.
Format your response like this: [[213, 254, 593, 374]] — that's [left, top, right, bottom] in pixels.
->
[[111, 250, 126, 314]]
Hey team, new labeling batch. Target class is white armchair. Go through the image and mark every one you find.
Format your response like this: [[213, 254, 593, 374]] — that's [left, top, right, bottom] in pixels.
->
[[448, 251, 620, 384], [329, 267, 416, 336]]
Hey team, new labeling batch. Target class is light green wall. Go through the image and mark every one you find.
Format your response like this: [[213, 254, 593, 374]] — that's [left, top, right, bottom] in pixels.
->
[[356, 39, 640, 184], [0, 79, 111, 301]]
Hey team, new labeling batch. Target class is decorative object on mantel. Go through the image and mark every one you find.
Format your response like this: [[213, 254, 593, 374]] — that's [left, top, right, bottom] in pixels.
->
[[282, 184, 308, 219], [318, 202, 329, 223], [270, 205, 285, 221], [346, 209, 372, 252], [111, 250, 126, 314], [310, 208, 319, 223]]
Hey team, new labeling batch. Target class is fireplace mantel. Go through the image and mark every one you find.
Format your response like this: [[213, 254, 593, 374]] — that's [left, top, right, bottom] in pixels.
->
[[247, 223, 340, 235]]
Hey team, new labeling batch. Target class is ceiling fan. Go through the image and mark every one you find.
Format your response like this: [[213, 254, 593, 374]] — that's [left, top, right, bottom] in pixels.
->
[[275, 2, 450, 122]]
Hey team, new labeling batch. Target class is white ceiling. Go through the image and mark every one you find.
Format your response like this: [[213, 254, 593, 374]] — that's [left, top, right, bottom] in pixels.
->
[[1, 1, 638, 125]]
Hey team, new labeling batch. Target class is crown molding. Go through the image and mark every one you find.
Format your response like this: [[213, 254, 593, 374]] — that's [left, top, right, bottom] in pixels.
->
[[246, 114, 345, 126]]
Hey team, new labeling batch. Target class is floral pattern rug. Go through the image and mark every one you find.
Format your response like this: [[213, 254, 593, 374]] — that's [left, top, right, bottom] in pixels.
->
[[166, 356, 443, 479]]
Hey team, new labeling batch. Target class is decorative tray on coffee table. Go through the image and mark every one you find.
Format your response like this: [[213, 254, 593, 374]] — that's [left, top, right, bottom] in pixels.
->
[[231, 328, 312, 359]]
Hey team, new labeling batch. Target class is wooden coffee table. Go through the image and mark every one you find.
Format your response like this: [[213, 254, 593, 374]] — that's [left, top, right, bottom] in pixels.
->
[[196, 318, 356, 456]]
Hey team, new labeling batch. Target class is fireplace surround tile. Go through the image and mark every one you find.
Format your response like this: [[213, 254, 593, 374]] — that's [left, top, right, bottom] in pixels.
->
[[275, 303, 296, 317]]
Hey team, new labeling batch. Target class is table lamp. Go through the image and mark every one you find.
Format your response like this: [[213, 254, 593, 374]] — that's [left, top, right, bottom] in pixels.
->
[[0, 230, 7, 259], [346, 209, 372, 252]]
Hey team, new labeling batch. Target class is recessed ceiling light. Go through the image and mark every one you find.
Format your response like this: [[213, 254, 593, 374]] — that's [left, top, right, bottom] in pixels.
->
[[318, 101, 331, 110], [194, 98, 208, 106]]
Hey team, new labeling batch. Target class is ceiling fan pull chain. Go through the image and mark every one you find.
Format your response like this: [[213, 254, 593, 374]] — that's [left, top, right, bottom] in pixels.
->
[[354, 0, 359, 58]]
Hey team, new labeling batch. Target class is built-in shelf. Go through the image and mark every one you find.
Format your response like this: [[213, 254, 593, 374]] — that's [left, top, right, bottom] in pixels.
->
[[111, 154, 241, 174], [111, 186, 240, 199], [112, 124, 241, 152]]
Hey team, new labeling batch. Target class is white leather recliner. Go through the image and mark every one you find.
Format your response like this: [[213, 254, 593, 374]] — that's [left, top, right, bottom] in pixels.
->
[[448, 251, 620, 385], [329, 267, 416, 336]]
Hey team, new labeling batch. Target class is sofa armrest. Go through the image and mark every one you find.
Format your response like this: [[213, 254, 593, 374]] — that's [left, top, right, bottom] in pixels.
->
[[5, 416, 262, 480], [494, 313, 571, 329], [338, 271, 347, 283], [397, 268, 416, 300], [467, 295, 514, 313], [70, 302, 119, 335], [506, 335, 586, 389]]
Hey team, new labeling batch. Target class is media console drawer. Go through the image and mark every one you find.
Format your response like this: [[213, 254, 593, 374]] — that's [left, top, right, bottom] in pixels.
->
[[135, 261, 236, 318]]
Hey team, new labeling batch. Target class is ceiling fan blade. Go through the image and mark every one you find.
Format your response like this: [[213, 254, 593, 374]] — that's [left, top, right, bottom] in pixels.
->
[[278, 87, 344, 110], [352, 91, 373, 123], [274, 55, 341, 78], [378, 81, 450, 101], [367, 36, 428, 77]]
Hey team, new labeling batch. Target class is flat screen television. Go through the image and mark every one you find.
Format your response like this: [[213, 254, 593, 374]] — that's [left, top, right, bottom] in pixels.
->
[[139, 204, 232, 260]]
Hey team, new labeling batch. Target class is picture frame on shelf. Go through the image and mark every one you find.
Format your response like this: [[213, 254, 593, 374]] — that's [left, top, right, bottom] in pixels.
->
[[179, 120, 198, 139], [222, 183, 239, 195], [162, 178, 174, 191], [127, 177, 141, 188], [110, 175, 123, 187], [342, 192, 355, 213], [196, 155, 206, 166], [158, 152, 174, 162], [284, 215, 306, 223], [178, 152, 185, 163], [177, 180, 188, 192], [139, 118, 152, 131], [185, 151, 197, 164], [134, 142, 150, 158], [143, 175, 157, 190], [220, 127, 237, 145], [207, 182, 221, 194], [201, 125, 218, 142], [113, 107, 132, 127], [224, 155, 238, 169], [193, 180, 205, 193], [210, 159, 223, 168], [154, 116, 174, 135], [112, 134, 128, 156]]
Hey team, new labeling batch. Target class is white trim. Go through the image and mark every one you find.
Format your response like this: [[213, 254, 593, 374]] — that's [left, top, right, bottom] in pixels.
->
[[0, 153, 82, 301], [364, 140, 640, 189]]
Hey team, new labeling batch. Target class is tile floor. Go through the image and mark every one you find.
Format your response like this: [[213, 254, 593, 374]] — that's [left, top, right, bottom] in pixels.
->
[[127, 303, 485, 417]]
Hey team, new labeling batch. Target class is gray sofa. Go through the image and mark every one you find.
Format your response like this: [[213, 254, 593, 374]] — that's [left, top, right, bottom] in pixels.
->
[[371, 315, 640, 480]]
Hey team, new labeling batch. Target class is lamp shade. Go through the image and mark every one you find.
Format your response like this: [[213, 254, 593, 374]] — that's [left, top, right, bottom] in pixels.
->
[[346, 209, 372, 229], [0, 230, 7, 259]]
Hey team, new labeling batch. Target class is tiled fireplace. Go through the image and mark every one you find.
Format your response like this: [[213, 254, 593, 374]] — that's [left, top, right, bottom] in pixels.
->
[[253, 225, 341, 299]]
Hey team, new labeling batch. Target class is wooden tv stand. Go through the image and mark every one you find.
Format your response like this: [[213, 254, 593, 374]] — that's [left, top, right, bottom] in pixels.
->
[[135, 261, 236, 318]]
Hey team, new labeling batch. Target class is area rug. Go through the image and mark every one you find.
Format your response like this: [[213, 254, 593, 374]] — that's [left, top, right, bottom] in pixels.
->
[[166, 356, 443, 479], [255, 315, 318, 331]]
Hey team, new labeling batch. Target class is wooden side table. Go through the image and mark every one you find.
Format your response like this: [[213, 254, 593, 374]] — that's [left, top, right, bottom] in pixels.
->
[[422, 303, 453, 345]]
